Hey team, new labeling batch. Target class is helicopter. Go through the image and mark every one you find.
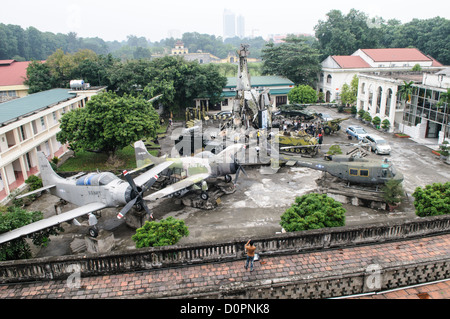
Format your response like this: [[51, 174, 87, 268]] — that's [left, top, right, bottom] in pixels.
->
[[270, 141, 404, 187]]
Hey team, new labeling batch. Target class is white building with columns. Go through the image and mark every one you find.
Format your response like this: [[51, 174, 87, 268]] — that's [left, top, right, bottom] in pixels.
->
[[318, 48, 444, 104], [0, 87, 105, 202], [356, 69, 450, 144]]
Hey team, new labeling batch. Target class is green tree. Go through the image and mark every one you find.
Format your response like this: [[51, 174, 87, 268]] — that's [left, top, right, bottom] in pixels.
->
[[314, 9, 383, 59], [288, 85, 317, 104], [261, 36, 321, 86], [398, 80, 414, 103], [0, 206, 63, 261], [143, 56, 226, 115], [132, 216, 189, 248], [24, 60, 54, 93], [412, 182, 450, 217], [280, 193, 346, 232], [57, 92, 160, 155]]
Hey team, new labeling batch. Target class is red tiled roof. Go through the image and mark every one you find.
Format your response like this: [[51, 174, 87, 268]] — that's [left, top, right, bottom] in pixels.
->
[[427, 55, 444, 67], [331, 55, 371, 69], [360, 48, 432, 62], [0, 60, 32, 86], [0, 60, 15, 65]]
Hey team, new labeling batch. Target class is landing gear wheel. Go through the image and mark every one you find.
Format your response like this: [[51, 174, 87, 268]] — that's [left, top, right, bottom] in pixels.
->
[[89, 226, 99, 238], [225, 174, 232, 183], [200, 192, 209, 200]]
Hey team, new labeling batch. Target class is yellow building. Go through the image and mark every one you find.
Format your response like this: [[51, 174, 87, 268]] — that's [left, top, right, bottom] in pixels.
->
[[171, 41, 189, 55], [0, 86, 105, 202]]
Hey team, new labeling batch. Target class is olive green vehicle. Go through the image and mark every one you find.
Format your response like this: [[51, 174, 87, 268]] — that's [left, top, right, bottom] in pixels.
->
[[276, 130, 319, 156]]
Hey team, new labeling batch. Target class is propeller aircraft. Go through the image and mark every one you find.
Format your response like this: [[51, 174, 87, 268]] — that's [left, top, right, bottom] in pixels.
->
[[128, 140, 247, 215], [0, 151, 173, 244]]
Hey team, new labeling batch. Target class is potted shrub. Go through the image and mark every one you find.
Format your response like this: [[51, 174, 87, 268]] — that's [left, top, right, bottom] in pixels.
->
[[372, 116, 381, 129], [357, 108, 365, 120], [382, 179, 404, 211], [363, 112, 372, 124], [381, 119, 390, 131], [439, 140, 449, 162], [351, 105, 357, 117]]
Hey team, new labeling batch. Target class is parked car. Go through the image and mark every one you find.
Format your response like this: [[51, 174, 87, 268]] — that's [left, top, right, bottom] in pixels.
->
[[346, 125, 369, 140], [363, 134, 391, 155]]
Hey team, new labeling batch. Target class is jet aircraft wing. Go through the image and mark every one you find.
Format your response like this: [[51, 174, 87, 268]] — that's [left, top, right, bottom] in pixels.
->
[[144, 173, 210, 201], [0, 202, 108, 245]]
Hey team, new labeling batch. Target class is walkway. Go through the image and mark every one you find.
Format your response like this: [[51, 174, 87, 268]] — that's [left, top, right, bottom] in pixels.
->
[[1, 234, 449, 299]]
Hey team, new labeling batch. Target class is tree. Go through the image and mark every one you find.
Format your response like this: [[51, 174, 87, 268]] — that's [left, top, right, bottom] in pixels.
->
[[0, 206, 63, 261], [143, 56, 226, 115], [24, 60, 54, 94], [398, 80, 414, 103], [57, 92, 160, 155], [314, 9, 383, 59], [412, 182, 450, 217], [280, 193, 346, 232], [261, 36, 321, 86], [382, 179, 404, 207], [132, 216, 189, 248], [340, 83, 354, 106], [288, 85, 317, 104]]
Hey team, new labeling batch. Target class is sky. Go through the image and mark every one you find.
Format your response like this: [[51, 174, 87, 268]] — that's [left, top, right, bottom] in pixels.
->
[[1, 0, 449, 42]]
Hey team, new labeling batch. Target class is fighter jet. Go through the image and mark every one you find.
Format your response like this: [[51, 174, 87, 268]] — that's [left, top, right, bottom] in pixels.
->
[[0, 152, 173, 244], [128, 141, 247, 215]]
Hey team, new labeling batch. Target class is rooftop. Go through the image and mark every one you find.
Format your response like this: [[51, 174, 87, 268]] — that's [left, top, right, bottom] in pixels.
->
[[0, 88, 76, 126], [331, 56, 371, 69], [225, 75, 294, 88], [0, 60, 34, 86], [359, 48, 434, 62]]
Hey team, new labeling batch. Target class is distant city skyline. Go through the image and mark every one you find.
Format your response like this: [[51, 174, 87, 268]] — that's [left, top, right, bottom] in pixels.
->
[[0, 1, 448, 42]]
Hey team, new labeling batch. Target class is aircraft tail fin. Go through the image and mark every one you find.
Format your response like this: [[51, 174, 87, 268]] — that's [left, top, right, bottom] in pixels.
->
[[134, 140, 165, 168], [37, 152, 65, 186]]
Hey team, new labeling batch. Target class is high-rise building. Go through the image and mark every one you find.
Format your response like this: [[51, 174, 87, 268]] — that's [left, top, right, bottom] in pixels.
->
[[223, 9, 236, 39], [236, 15, 245, 38]]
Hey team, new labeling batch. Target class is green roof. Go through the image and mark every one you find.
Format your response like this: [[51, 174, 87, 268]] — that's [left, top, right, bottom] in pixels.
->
[[0, 89, 76, 126], [225, 76, 294, 88]]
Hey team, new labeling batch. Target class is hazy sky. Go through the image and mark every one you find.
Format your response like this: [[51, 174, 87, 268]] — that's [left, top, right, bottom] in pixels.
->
[[1, 0, 449, 42]]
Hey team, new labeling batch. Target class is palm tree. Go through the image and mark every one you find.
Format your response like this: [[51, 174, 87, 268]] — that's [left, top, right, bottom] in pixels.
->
[[397, 80, 414, 103]]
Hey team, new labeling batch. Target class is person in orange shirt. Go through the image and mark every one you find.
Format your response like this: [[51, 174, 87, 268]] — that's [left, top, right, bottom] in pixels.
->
[[244, 239, 256, 271]]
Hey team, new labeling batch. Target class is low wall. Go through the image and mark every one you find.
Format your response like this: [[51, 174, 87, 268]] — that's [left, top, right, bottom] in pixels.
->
[[1, 215, 449, 285]]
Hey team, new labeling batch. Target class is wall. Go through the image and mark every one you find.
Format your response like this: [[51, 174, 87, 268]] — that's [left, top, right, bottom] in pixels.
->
[[1, 215, 449, 288]]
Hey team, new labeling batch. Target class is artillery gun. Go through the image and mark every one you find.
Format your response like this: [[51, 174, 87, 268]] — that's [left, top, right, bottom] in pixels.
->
[[321, 117, 350, 135]]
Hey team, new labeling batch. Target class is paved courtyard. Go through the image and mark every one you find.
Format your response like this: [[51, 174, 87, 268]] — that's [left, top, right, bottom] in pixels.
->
[[24, 104, 449, 258]]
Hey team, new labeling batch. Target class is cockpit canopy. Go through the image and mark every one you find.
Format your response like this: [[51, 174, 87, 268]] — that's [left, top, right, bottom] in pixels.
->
[[76, 172, 119, 186]]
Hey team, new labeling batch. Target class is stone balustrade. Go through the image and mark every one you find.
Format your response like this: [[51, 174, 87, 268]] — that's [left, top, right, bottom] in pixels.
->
[[1, 215, 449, 284]]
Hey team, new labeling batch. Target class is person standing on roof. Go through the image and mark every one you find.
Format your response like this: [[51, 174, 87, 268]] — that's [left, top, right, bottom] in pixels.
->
[[244, 239, 256, 272]]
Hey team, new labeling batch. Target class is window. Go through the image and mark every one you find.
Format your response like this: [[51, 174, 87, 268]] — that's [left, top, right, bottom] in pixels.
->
[[349, 169, 358, 176], [327, 75, 332, 84], [360, 170, 369, 177], [20, 125, 27, 141]]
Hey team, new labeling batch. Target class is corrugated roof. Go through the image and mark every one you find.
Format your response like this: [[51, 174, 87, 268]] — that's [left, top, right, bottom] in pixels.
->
[[360, 48, 432, 62], [331, 55, 371, 69], [225, 76, 294, 88], [0, 89, 76, 126]]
